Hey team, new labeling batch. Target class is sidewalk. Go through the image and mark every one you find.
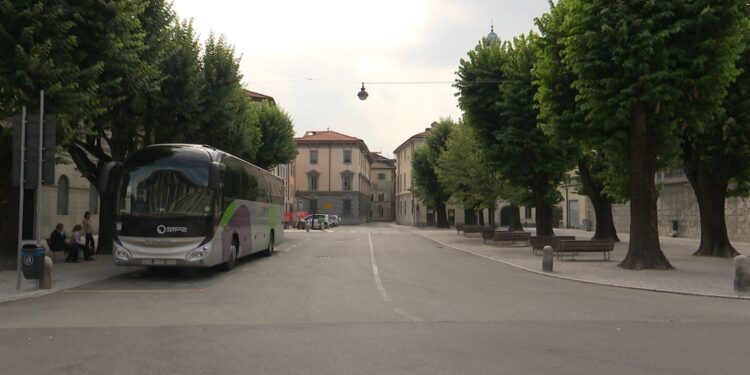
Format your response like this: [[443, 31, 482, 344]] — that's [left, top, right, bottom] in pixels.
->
[[412, 226, 750, 300], [0, 255, 134, 303]]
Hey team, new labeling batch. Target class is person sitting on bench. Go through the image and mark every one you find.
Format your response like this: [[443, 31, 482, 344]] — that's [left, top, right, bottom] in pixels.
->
[[50, 223, 77, 262], [69, 224, 95, 261]]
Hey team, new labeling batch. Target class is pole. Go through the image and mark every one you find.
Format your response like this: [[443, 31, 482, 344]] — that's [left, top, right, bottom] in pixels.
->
[[16, 106, 27, 290], [37, 90, 44, 246]]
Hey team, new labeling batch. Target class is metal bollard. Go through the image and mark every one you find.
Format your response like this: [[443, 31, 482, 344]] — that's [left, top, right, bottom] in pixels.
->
[[734, 255, 749, 293], [41, 250, 53, 290], [305, 222, 311, 232], [542, 245, 554, 273]]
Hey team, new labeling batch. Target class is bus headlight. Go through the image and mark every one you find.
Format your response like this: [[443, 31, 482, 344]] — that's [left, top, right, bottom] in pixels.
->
[[114, 244, 131, 261], [187, 245, 210, 262]]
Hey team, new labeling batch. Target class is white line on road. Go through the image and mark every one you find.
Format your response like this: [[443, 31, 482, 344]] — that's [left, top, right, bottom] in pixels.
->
[[368, 232, 422, 321]]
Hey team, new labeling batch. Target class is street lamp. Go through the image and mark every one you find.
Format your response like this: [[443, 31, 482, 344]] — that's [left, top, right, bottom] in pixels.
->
[[357, 82, 369, 101]]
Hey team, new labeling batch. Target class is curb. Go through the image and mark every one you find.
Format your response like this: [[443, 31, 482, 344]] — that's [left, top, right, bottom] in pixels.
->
[[412, 231, 750, 301]]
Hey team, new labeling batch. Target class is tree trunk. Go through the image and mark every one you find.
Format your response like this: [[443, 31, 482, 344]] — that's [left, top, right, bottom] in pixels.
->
[[508, 205, 523, 231], [488, 205, 496, 227], [464, 208, 476, 225], [685, 159, 738, 258], [436, 202, 449, 228], [577, 160, 620, 242], [619, 103, 672, 270], [533, 177, 555, 236]]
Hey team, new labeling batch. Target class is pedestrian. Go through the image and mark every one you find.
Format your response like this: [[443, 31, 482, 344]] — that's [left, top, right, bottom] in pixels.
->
[[82, 211, 96, 254], [69, 224, 95, 261]]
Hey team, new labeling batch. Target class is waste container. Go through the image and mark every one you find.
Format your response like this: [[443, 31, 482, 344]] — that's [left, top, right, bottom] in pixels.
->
[[21, 245, 45, 279], [582, 218, 592, 231]]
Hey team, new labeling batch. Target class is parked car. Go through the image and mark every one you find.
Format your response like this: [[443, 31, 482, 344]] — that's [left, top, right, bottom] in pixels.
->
[[303, 214, 331, 229], [329, 215, 341, 227]]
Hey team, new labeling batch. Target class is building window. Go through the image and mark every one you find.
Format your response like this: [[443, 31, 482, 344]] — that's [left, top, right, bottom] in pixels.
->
[[371, 194, 374, 202], [525, 207, 532, 219], [310, 150, 318, 164], [310, 199, 318, 213], [343, 199, 352, 216], [378, 193, 384, 202], [343, 150, 352, 164], [341, 171, 353, 191], [307, 171, 319, 191], [378, 205, 384, 217], [57, 175, 69, 215], [378, 172, 385, 180], [89, 184, 99, 214]]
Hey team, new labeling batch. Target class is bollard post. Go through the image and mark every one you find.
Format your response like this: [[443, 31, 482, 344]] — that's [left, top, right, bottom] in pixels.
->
[[542, 245, 554, 273], [41, 256, 52, 289], [305, 221, 310, 232], [734, 255, 750, 293]]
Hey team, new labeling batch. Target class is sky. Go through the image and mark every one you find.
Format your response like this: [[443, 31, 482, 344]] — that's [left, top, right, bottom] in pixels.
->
[[170, 0, 551, 158]]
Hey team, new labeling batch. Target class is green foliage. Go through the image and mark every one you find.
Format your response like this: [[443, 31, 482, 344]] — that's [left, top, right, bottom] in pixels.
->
[[195, 34, 260, 162], [456, 33, 568, 207], [436, 123, 520, 211], [250, 101, 298, 170], [411, 119, 455, 209], [562, 0, 748, 190], [149, 19, 205, 144], [684, 35, 750, 198]]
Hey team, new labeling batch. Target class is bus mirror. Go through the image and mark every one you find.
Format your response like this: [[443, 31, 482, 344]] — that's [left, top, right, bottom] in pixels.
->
[[209, 162, 225, 189], [99, 161, 123, 193]]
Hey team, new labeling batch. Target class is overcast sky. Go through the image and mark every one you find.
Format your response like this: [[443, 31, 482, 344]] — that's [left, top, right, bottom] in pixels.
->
[[171, 0, 551, 158]]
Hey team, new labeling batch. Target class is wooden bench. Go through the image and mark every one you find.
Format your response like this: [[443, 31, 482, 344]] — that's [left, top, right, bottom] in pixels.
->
[[554, 240, 615, 260], [487, 231, 531, 246], [530, 235, 576, 255], [463, 225, 493, 237]]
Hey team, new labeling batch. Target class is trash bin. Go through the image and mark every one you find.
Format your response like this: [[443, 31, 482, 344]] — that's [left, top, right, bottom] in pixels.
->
[[582, 219, 592, 231], [21, 245, 45, 279]]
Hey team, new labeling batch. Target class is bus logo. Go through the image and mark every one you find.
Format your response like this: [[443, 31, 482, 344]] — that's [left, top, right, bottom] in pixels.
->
[[157, 225, 187, 235]]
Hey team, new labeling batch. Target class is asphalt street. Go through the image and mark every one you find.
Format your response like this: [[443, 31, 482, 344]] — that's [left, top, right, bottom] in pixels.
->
[[0, 222, 748, 374]]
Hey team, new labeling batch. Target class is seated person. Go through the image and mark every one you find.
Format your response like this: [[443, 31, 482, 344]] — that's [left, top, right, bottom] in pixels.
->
[[49, 223, 74, 261], [69, 224, 94, 261]]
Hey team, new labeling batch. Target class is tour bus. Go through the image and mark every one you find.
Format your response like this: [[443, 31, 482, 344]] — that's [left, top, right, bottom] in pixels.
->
[[112, 144, 284, 270]]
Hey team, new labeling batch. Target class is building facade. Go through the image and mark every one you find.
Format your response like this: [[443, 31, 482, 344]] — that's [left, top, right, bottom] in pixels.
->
[[394, 127, 430, 226], [294, 130, 372, 225], [369, 153, 396, 222]]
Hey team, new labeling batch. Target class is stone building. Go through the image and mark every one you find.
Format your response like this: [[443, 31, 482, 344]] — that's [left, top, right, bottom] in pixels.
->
[[293, 130, 372, 225], [369, 153, 396, 222]]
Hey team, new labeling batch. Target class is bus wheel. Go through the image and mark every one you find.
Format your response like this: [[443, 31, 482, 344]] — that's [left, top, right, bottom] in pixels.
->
[[221, 237, 238, 271], [264, 232, 275, 257]]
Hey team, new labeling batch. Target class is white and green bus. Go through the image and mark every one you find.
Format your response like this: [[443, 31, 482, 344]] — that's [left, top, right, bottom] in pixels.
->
[[112, 144, 283, 270]]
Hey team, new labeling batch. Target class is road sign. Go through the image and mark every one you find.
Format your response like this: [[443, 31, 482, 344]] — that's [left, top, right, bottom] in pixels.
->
[[12, 114, 56, 187]]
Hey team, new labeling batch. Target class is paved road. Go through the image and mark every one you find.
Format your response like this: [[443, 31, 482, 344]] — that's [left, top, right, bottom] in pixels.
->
[[1, 223, 748, 374]]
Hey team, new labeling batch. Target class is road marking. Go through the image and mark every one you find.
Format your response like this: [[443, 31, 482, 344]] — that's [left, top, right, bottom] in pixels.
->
[[368, 232, 422, 321], [64, 288, 207, 293]]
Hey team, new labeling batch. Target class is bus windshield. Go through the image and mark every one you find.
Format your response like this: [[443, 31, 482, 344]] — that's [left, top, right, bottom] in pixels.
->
[[119, 163, 212, 218]]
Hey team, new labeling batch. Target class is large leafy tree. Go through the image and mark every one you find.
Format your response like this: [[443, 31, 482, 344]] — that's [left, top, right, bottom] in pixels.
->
[[436, 122, 522, 229], [682, 35, 750, 258], [250, 101, 297, 170], [147, 19, 205, 144], [411, 118, 454, 228], [562, 0, 747, 269], [456, 33, 570, 236], [534, 0, 620, 242], [195, 34, 260, 162]]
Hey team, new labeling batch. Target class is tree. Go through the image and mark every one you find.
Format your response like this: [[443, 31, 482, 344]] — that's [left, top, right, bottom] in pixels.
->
[[436, 122, 523, 229], [147, 19, 205, 144], [456, 33, 570, 236], [250, 101, 297, 170], [411, 119, 455, 228], [534, 0, 620, 241], [562, 0, 747, 269], [195, 34, 260, 161], [682, 35, 750, 258]]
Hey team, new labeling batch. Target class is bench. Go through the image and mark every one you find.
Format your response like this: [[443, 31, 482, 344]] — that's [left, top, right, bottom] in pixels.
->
[[530, 235, 576, 255], [455, 223, 465, 234], [486, 231, 531, 246], [463, 225, 494, 237], [554, 240, 615, 260]]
